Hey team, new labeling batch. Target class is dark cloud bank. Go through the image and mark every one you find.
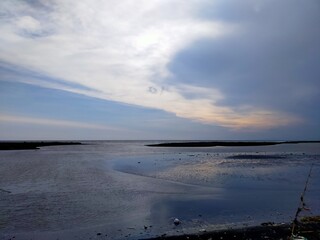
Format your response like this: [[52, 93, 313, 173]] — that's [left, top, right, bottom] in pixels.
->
[[167, 0, 320, 138]]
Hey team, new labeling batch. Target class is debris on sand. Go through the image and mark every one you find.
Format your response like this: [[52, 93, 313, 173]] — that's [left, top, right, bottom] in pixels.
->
[[173, 218, 180, 226]]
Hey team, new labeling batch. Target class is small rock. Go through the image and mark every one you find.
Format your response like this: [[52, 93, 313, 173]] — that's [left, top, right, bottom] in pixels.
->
[[173, 218, 180, 225], [97, 232, 101, 236], [199, 229, 206, 233], [144, 225, 148, 230]]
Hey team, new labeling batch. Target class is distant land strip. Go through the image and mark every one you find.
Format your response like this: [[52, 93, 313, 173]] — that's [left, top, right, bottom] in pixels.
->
[[146, 141, 320, 147], [0, 141, 82, 150]]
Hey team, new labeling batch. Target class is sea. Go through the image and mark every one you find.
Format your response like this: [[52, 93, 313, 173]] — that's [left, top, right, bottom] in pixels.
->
[[0, 141, 319, 240]]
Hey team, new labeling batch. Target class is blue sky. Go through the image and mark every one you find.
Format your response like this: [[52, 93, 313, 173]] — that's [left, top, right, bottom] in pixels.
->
[[0, 0, 319, 140]]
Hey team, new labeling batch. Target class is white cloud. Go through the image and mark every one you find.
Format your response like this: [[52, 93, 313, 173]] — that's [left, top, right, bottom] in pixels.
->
[[0, 0, 299, 129], [15, 15, 42, 32]]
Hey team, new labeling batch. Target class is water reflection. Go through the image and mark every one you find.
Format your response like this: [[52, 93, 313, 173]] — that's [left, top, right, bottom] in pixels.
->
[[0, 141, 319, 240]]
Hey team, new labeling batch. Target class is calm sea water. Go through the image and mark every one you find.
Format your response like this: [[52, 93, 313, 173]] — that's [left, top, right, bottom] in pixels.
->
[[0, 141, 319, 239]]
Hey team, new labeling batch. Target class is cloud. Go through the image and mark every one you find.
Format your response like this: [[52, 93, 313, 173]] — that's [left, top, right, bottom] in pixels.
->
[[0, 0, 302, 129], [167, 0, 320, 123], [15, 15, 41, 32], [0, 114, 115, 130]]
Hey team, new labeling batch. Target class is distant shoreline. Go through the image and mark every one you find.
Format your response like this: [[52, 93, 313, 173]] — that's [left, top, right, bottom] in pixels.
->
[[1, 140, 319, 150], [146, 141, 320, 147], [0, 141, 82, 150]]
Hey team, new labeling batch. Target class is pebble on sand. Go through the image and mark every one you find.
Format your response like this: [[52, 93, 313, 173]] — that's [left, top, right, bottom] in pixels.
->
[[173, 218, 180, 225]]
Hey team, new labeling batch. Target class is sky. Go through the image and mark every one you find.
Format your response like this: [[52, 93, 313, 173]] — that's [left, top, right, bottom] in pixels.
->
[[0, 0, 319, 140]]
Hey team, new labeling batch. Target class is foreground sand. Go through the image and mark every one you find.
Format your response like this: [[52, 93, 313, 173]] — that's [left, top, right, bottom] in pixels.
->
[[146, 222, 320, 240]]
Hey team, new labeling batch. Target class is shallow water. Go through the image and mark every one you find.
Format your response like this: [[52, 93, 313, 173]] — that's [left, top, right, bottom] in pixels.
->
[[0, 141, 319, 239]]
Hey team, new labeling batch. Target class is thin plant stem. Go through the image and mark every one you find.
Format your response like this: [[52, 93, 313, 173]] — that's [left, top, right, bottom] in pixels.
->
[[290, 163, 314, 237]]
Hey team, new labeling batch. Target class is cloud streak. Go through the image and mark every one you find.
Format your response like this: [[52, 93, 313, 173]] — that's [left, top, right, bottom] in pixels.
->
[[0, 0, 300, 129], [0, 114, 115, 130]]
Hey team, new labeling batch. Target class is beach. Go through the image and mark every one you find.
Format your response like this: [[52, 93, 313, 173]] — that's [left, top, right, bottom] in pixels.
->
[[0, 141, 319, 239]]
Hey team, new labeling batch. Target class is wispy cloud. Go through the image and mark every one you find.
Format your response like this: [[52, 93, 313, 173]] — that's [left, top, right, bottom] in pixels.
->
[[0, 114, 114, 130], [0, 0, 300, 129]]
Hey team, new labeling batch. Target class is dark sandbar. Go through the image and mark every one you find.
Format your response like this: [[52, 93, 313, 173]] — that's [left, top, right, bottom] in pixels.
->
[[0, 141, 82, 150], [147, 141, 320, 147]]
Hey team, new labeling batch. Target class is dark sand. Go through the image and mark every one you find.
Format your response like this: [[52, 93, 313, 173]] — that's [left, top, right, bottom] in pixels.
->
[[146, 222, 320, 240], [0, 141, 82, 150]]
